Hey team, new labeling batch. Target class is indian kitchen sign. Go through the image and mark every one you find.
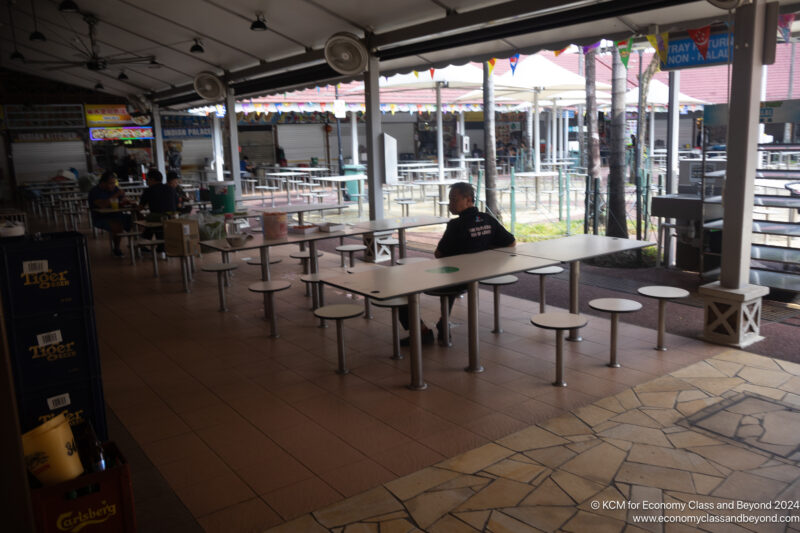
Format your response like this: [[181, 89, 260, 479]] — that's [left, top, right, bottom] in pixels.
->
[[660, 32, 731, 71]]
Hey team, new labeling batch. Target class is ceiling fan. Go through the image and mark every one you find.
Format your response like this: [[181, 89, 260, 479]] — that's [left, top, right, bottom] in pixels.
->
[[26, 13, 157, 71]]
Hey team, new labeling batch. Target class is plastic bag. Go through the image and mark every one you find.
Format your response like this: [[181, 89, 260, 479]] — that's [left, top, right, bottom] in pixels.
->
[[186, 211, 225, 241]]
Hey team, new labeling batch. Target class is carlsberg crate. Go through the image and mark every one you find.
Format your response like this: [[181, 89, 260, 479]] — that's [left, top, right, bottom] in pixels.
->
[[31, 442, 136, 533], [164, 219, 200, 256], [0, 232, 93, 318]]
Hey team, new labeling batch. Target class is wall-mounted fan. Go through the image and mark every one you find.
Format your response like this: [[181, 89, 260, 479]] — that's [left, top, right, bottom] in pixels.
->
[[324, 32, 369, 75], [25, 14, 155, 71], [706, 0, 748, 9], [193, 72, 227, 101]]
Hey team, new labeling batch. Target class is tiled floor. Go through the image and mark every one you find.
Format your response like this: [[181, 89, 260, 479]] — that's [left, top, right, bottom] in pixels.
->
[[85, 225, 731, 531], [271, 350, 800, 532]]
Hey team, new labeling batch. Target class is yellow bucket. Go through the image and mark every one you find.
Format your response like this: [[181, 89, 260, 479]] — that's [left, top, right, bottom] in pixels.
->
[[263, 212, 288, 240], [21, 413, 84, 486]]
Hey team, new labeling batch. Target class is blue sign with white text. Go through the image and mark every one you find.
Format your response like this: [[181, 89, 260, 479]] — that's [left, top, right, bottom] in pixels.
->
[[661, 33, 731, 71]]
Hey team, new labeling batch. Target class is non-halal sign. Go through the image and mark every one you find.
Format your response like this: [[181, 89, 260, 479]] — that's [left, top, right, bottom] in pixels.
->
[[90, 127, 154, 141]]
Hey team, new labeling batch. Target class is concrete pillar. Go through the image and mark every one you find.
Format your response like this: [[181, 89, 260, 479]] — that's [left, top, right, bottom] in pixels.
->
[[665, 70, 680, 266], [458, 111, 466, 169], [211, 114, 224, 182], [351, 111, 359, 164], [364, 54, 384, 221], [436, 82, 444, 180], [225, 89, 242, 200], [534, 90, 541, 172], [699, 0, 772, 348], [152, 104, 166, 178]]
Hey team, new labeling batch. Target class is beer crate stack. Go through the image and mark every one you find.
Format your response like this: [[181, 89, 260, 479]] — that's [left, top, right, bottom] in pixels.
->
[[0, 231, 107, 440]]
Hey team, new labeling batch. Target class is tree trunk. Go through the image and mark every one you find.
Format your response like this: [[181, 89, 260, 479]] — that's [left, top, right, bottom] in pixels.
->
[[585, 50, 601, 234], [483, 61, 500, 221], [635, 53, 660, 240], [607, 46, 629, 239]]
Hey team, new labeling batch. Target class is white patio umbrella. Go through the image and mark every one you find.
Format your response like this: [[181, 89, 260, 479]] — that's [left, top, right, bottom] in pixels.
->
[[625, 78, 708, 106], [349, 63, 486, 177], [458, 54, 611, 170]]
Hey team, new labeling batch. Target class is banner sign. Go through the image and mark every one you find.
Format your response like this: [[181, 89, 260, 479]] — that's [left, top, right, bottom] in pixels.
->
[[660, 32, 730, 70], [13, 131, 82, 142], [85, 105, 135, 126], [160, 114, 211, 138], [89, 127, 154, 141], [704, 100, 800, 127]]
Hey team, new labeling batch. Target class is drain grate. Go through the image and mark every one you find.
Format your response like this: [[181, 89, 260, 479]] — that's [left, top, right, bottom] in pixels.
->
[[683, 393, 800, 460], [761, 303, 800, 323]]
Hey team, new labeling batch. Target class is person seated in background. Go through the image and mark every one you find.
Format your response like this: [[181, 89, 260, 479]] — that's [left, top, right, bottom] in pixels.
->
[[240, 155, 254, 177], [88, 171, 134, 258], [397, 182, 516, 345], [166, 171, 192, 214], [138, 169, 178, 253]]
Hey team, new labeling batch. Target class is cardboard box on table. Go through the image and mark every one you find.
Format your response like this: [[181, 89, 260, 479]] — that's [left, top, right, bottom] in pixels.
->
[[163, 219, 199, 256]]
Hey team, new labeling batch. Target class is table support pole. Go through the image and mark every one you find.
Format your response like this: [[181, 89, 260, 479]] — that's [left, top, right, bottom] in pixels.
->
[[656, 300, 667, 351], [398, 228, 407, 259], [609, 313, 620, 367], [466, 281, 484, 373], [407, 293, 427, 390], [567, 260, 582, 341], [554, 330, 567, 387], [259, 247, 271, 281]]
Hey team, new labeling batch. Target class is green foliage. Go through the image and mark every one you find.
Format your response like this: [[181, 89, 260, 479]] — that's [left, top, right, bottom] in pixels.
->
[[512, 220, 587, 242]]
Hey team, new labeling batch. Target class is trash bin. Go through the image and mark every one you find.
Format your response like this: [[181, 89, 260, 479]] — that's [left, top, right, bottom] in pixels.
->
[[209, 181, 236, 214], [342, 164, 365, 198]]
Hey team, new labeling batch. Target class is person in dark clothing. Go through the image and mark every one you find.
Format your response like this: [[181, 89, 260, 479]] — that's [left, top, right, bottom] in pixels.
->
[[166, 171, 192, 214], [398, 182, 516, 345], [138, 169, 177, 253], [88, 171, 134, 257]]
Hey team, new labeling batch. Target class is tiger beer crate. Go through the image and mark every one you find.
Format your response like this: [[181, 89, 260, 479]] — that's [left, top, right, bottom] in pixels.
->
[[31, 442, 136, 533], [17, 375, 108, 441], [7, 309, 101, 393], [163, 219, 200, 256], [0, 231, 93, 318]]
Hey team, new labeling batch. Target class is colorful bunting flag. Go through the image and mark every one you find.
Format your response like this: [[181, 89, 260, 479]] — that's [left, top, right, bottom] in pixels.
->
[[646, 32, 670, 64], [429, 68, 435, 79], [487, 58, 496, 75], [687, 25, 711, 59], [554, 46, 569, 57], [390, 104, 396, 115], [616, 39, 634, 68], [582, 42, 600, 54], [779, 14, 795, 43], [413, 70, 419, 78], [509, 53, 520, 75]]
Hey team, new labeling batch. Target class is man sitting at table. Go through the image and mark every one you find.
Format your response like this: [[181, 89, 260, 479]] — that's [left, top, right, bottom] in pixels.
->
[[138, 169, 177, 254], [166, 171, 193, 214], [399, 181, 516, 346], [88, 170, 134, 258]]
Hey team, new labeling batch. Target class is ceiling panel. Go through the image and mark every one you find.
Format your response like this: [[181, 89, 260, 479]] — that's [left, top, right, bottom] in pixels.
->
[[2, 0, 797, 105]]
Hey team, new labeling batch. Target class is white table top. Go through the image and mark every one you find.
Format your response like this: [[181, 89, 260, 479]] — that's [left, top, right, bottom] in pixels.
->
[[515, 171, 559, 178], [397, 162, 437, 168], [201, 228, 353, 253], [412, 179, 460, 187], [348, 215, 448, 232], [313, 175, 367, 182], [495, 234, 655, 262], [288, 167, 331, 172], [321, 250, 555, 300], [449, 158, 484, 162], [260, 203, 351, 214], [264, 172, 308, 177], [418, 167, 464, 174]]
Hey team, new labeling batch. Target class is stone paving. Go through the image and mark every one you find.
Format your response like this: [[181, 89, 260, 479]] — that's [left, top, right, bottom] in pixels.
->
[[269, 350, 800, 532]]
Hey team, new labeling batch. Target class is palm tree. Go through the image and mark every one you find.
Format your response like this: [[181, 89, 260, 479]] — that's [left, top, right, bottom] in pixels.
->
[[483, 61, 500, 221], [607, 46, 629, 238]]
